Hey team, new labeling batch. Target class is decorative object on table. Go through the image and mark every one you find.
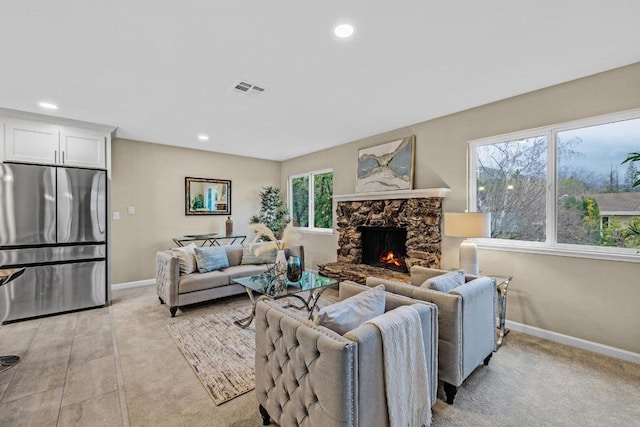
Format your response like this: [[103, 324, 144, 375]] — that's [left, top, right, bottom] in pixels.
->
[[250, 223, 300, 294], [249, 186, 289, 239], [286, 255, 303, 282], [355, 135, 415, 193], [444, 212, 491, 275], [185, 177, 231, 215], [225, 216, 233, 236]]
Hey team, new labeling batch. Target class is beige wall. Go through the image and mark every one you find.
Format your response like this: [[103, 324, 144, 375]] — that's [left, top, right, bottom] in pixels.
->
[[110, 139, 280, 284], [280, 62, 640, 353]]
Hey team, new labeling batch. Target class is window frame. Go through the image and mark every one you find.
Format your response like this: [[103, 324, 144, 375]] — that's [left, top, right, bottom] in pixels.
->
[[468, 108, 640, 263], [288, 168, 334, 234]]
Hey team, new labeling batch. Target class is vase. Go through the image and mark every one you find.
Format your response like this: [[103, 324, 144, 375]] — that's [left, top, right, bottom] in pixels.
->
[[274, 249, 288, 293], [286, 255, 302, 283], [225, 216, 233, 236]]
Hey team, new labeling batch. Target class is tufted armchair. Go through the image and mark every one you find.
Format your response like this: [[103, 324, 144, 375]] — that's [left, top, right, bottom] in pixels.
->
[[254, 281, 438, 427], [366, 267, 496, 404]]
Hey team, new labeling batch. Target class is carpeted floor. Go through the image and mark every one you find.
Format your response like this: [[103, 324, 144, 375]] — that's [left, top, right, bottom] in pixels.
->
[[111, 285, 640, 426]]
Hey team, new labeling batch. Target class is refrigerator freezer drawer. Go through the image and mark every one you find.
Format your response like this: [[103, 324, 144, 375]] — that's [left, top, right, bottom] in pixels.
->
[[0, 244, 106, 267], [0, 260, 106, 322]]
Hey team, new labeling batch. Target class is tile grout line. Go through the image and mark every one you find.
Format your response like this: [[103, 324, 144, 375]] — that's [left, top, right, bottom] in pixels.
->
[[55, 314, 78, 426], [109, 303, 130, 427]]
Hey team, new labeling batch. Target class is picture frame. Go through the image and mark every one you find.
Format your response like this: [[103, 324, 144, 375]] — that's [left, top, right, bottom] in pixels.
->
[[185, 177, 231, 215], [355, 136, 415, 193]]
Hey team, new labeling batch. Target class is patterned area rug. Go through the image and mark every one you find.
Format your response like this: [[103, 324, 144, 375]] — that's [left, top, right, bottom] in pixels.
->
[[166, 305, 256, 405], [166, 292, 337, 405]]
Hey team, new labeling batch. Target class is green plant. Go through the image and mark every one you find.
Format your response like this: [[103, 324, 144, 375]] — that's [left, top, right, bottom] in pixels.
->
[[622, 152, 640, 188], [249, 186, 289, 239]]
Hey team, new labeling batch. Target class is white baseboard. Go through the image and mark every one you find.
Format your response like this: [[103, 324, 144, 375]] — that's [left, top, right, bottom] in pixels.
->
[[111, 279, 155, 290], [505, 320, 640, 365]]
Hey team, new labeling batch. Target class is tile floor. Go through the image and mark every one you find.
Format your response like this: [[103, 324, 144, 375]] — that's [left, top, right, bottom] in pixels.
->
[[0, 306, 128, 426]]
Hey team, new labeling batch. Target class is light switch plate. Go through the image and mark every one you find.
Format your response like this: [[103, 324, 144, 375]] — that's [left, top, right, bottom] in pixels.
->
[[113, 212, 121, 220], [127, 206, 135, 215]]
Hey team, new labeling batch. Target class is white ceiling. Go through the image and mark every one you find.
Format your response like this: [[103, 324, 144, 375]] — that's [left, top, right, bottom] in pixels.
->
[[1, 1, 639, 161]]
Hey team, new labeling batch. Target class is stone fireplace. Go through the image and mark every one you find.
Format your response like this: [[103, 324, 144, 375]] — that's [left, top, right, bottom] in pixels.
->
[[318, 188, 449, 283]]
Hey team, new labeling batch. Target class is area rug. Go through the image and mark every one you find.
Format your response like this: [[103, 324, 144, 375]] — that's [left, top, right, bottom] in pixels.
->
[[166, 304, 256, 405]]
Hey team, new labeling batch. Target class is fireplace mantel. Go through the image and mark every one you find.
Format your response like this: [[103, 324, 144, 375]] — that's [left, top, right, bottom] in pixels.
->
[[333, 188, 450, 202]]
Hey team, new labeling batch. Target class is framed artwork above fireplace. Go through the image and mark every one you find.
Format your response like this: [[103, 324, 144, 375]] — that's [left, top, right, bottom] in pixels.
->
[[355, 135, 415, 193]]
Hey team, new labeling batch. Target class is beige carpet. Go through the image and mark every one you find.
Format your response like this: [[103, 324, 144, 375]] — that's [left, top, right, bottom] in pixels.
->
[[166, 308, 255, 405], [111, 285, 640, 426]]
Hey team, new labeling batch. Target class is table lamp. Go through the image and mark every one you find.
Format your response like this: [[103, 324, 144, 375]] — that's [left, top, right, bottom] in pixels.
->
[[444, 212, 491, 275]]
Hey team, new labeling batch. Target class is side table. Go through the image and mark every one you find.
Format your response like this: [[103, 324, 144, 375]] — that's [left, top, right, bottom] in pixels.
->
[[490, 276, 513, 348]]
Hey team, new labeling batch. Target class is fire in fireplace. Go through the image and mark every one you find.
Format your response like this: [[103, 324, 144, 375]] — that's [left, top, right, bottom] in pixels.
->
[[359, 226, 408, 272]]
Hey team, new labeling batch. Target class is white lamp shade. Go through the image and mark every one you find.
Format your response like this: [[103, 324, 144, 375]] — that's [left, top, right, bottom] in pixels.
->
[[444, 212, 491, 238]]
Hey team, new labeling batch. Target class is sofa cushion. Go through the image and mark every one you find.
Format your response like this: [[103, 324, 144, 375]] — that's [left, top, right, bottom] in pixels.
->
[[314, 285, 385, 335], [178, 270, 230, 294], [223, 264, 269, 280], [241, 242, 277, 265], [422, 270, 465, 293], [194, 246, 229, 273], [223, 244, 244, 267], [171, 243, 198, 275]]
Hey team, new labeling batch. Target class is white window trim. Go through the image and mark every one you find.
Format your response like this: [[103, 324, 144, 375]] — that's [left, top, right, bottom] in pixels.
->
[[469, 108, 640, 263], [288, 168, 334, 234]]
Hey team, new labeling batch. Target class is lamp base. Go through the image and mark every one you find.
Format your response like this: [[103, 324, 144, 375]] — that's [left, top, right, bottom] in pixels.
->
[[459, 240, 479, 275]]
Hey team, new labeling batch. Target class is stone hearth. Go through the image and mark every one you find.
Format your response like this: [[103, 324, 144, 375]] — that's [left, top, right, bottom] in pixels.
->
[[318, 189, 448, 284]]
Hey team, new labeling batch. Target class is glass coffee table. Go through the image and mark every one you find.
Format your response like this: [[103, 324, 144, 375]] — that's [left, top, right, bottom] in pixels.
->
[[232, 271, 338, 328]]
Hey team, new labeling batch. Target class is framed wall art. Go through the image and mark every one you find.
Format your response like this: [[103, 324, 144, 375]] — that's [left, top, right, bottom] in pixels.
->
[[355, 136, 415, 193]]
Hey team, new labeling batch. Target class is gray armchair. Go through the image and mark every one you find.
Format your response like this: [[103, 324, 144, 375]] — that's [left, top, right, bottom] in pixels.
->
[[254, 281, 438, 427], [366, 266, 496, 404]]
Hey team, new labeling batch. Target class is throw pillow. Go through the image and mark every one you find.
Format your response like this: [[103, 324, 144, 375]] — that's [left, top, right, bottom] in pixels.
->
[[315, 285, 385, 335], [241, 242, 277, 265], [422, 270, 465, 293], [193, 246, 230, 273], [171, 243, 197, 275]]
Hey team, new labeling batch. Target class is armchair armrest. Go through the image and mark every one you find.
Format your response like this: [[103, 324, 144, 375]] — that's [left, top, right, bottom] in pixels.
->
[[451, 277, 497, 377]]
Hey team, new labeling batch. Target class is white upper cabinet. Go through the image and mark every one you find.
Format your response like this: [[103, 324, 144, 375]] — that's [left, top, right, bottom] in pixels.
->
[[3, 118, 107, 169], [59, 127, 106, 169], [4, 119, 60, 165]]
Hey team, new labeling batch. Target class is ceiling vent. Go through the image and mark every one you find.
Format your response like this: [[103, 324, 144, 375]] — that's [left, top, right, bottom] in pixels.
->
[[229, 80, 267, 98]]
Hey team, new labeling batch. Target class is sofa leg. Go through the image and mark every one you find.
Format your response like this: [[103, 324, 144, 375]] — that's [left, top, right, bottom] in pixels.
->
[[169, 307, 178, 317], [159, 297, 165, 305], [259, 404, 271, 425], [484, 353, 493, 365], [444, 382, 457, 404]]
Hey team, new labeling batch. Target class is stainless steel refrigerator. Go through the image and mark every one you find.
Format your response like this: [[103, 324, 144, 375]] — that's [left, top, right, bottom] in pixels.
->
[[0, 163, 107, 323]]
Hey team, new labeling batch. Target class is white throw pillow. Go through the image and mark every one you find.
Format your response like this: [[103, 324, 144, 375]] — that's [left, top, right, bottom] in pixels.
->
[[241, 242, 277, 265], [171, 243, 197, 275], [422, 270, 465, 293], [314, 285, 385, 335]]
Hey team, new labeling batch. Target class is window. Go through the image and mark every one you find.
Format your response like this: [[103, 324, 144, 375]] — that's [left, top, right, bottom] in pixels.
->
[[289, 169, 333, 232], [470, 110, 640, 259]]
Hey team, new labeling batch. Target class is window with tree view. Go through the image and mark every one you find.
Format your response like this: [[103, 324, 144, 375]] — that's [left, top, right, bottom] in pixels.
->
[[289, 169, 333, 231], [471, 111, 640, 254]]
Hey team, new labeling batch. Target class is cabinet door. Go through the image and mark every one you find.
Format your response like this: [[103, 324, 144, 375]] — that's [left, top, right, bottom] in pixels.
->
[[4, 119, 59, 165], [59, 127, 106, 168]]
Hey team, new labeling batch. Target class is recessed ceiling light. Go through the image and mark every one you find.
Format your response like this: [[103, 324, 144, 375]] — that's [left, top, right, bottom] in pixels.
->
[[334, 24, 354, 38], [198, 134, 209, 141], [38, 101, 58, 110]]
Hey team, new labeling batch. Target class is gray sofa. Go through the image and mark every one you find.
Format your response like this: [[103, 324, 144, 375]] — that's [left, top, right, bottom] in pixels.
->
[[255, 281, 438, 427], [155, 244, 303, 317]]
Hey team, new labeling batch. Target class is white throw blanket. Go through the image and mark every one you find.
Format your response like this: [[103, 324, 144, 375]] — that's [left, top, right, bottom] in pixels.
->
[[366, 305, 431, 427]]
